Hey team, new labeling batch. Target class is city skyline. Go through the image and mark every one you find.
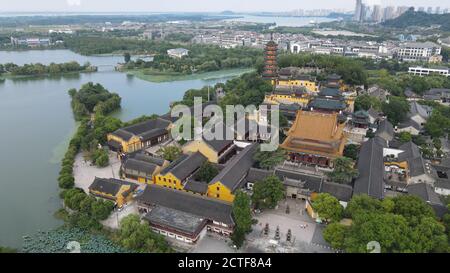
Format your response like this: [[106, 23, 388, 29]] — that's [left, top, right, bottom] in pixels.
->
[[0, 0, 449, 13]]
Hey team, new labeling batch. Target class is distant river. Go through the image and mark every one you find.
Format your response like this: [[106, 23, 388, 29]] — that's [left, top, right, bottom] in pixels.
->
[[223, 14, 336, 27], [0, 49, 244, 249]]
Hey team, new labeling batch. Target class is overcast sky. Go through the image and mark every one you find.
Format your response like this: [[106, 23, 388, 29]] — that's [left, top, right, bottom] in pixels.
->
[[0, 0, 448, 13]]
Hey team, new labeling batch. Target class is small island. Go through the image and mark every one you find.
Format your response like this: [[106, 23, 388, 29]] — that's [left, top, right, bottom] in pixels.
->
[[0, 61, 97, 79]]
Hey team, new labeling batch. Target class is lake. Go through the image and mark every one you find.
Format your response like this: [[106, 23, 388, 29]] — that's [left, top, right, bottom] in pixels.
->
[[0, 50, 245, 249], [223, 14, 335, 27]]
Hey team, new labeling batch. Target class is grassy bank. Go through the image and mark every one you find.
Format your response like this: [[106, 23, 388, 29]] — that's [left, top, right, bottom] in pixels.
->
[[125, 67, 255, 83]]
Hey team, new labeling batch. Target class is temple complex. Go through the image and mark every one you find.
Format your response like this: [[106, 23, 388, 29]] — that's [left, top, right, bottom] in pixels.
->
[[280, 110, 347, 167]]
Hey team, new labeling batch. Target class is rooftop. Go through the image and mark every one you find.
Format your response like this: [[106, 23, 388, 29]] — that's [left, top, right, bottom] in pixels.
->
[[88, 177, 137, 197], [136, 184, 234, 226], [281, 111, 347, 157], [160, 152, 207, 181], [111, 118, 170, 142], [144, 206, 206, 235], [353, 137, 386, 199], [122, 158, 158, 175], [209, 144, 257, 192]]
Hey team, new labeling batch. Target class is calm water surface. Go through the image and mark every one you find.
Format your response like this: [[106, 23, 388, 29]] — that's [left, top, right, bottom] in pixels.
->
[[0, 50, 241, 248], [223, 15, 335, 27]]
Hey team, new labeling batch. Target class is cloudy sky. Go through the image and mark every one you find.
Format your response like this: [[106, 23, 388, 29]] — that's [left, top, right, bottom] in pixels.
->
[[0, 0, 447, 13]]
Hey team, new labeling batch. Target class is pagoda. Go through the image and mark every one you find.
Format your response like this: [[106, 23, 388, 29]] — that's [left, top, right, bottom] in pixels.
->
[[262, 34, 278, 84], [280, 110, 347, 167]]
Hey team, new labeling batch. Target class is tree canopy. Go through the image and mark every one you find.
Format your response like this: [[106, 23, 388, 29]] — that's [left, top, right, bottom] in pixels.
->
[[252, 175, 285, 209], [116, 215, 172, 253], [312, 193, 344, 223], [323, 194, 449, 253], [253, 147, 286, 170], [327, 157, 359, 184], [382, 96, 410, 125], [194, 162, 219, 182], [157, 146, 183, 162], [232, 191, 253, 248]]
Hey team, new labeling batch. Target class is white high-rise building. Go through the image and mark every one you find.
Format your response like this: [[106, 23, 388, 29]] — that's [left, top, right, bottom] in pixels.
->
[[383, 6, 396, 21], [372, 5, 383, 22], [354, 0, 363, 21]]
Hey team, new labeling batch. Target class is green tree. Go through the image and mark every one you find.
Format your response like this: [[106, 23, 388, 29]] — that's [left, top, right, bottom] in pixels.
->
[[354, 94, 381, 111], [327, 157, 359, 184], [194, 162, 219, 182], [92, 148, 109, 167], [425, 110, 450, 138], [253, 147, 286, 170], [343, 144, 359, 160], [345, 194, 383, 218], [344, 212, 411, 253], [392, 195, 436, 226], [158, 146, 182, 161], [398, 132, 412, 143], [91, 200, 115, 221], [232, 191, 253, 248], [382, 96, 410, 125], [58, 174, 75, 189], [312, 193, 343, 223], [323, 223, 347, 250], [251, 175, 285, 209], [409, 217, 448, 252], [117, 215, 171, 253]]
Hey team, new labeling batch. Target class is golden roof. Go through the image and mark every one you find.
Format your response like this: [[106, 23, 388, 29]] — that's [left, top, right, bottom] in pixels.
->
[[280, 110, 347, 157]]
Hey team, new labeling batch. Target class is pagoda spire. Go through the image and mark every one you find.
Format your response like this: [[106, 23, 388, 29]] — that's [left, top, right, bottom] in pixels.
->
[[262, 32, 278, 84]]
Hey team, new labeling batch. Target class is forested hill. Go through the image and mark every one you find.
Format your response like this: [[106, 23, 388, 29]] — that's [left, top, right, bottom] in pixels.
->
[[383, 9, 450, 31]]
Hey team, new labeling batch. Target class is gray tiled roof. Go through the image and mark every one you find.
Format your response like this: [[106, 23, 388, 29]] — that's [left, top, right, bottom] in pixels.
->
[[111, 118, 170, 141], [321, 182, 353, 202], [367, 107, 380, 119], [308, 97, 347, 111], [274, 168, 323, 192], [353, 137, 386, 199], [144, 206, 206, 234], [408, 157, 427, 177], [184, 180, 209, 194], [435, 179, 450, 190], [209, 144, 257, 192], [245, 168, 274, 184], [396, 141, 427, 178], [88, 177, 137, 196], [425, 88, 450, 96], [160, 152, 207, 181], [397, 141, 421, 162], [318, 88, 341, 97], [136, 185, 234, 225], [202, 122, 235, 151], [376, 119, 394, 142], [123, 158, 158, 175], [274, 168, 352, 201], [132, 153, 166, 166], [409, 101, 430, 120], [397, 119, 422, 131], [203, 138, 234, 153], [407, 183, 443, 206]]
